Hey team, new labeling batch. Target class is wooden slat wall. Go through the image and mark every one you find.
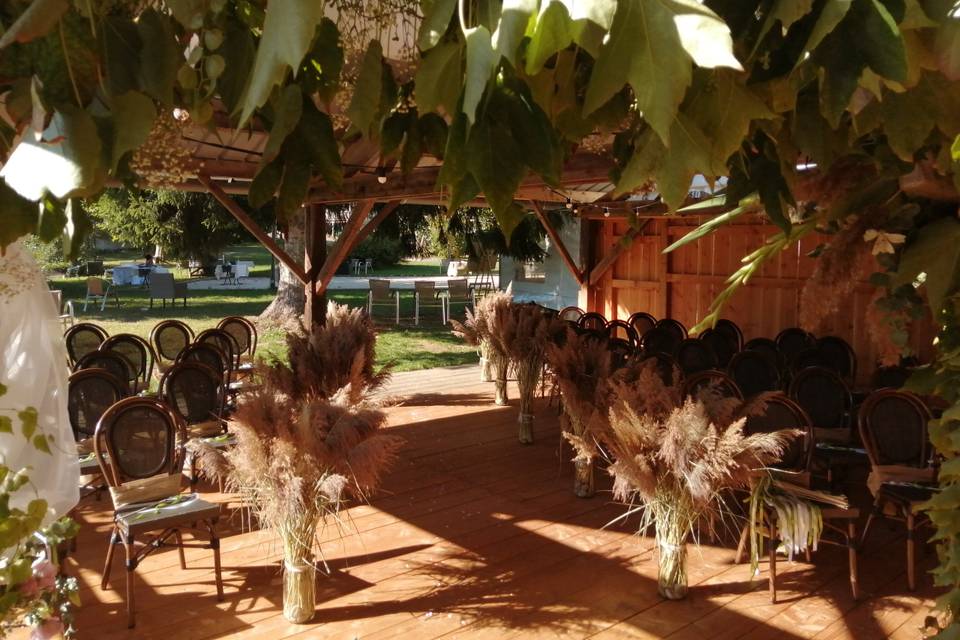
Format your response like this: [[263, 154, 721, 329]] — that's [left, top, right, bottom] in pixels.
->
[[586, 216, 934, 385]]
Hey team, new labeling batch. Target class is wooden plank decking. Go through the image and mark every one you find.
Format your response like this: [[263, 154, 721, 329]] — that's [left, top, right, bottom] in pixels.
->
[[66, 365, 940, 639]]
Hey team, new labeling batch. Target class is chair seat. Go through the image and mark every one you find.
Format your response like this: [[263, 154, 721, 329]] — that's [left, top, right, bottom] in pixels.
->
[[186, 421, 224, 438], [878, 482, 937, 510], [79, 453, 100, 475], [116, 493, 220, 535]]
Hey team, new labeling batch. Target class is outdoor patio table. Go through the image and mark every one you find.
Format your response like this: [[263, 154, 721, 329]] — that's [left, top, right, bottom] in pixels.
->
[[111, 264, 168, 285]]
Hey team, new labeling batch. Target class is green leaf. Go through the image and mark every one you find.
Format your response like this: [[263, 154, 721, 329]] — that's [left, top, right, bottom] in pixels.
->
[[664, 201, 752, 253], [381, 111, 409, 158], [438, 112, 469, 187], [893, 218, 960, 315], [497, 82, 562, 184], [276, 148, 311, 222], [165, 0, 206, 29], [237, 0, 325, 126], [494, 201, 528, 242], [494, 0, 535, 65], [136, 9, 180, 105], [305, 18, 343, 105], [418, 0, 457, 51], [299, 102, 342, 189], [218, 17, 256, 114], [524, 1, 574, 75], [463, 26, 497, 124], [0, 179, 39, 249], [0, 383, 6, 397], [801, 0, 853, 56], [101, 16, 142, 97], [0, 0, 69, 48], [263, 84, 304, 162], [400, 114, 422, 175], [756, 0, 815, 47], [18, 408, 38, 439], [0, 106, 103, 200], [110, 91, 156, 170], [415, 42, 462, 115], [0, 416, 11, 434], [37, 196, 66, 242], [32, 434, 51, 454], [62, 198, 93, 260], [249, 158, 283, 209], [346, 40, 385, 136], [880, 77, 938, 161], [556, 0, 616, 29], [420, 113, 449, 157], [465, 116, 526, 218]]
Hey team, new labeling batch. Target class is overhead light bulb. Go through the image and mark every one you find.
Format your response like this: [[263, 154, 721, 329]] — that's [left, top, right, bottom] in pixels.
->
[[565, 198, 572, 209], [376, 166, 387, 184], [603, 207, 611, 218]]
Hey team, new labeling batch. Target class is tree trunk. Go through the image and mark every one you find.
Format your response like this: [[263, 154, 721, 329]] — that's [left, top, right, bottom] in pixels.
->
[[260, 207, 306, 324]]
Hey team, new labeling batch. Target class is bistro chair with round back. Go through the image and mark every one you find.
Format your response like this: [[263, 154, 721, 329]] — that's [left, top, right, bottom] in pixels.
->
[[64, 322, 109, 367], [699, 327, 737, 368], [775, 327, 816, 370], [674, 338, 719, 376], [789, 366, 858, 488], [656, 318, 688, 343], [577, 311, 607, 332], [74, 351, 133, 396], [217, 316, 257, 363], [734, 393, 860, 602], [727, 349, 781, 397], [871, 364, 910, 390], [93, 397, 223, 628], [744, 337, 781, 371], [196, 328, 240, 369], [816, 335, 857, 383], [858, 390, 936, 590], [641, 325, 683, 357], [681, 370, 743, 401], [68, 368, 128, 483], [790, 347, 834, 374], [150, 320, 194, 375], [627, 311, 657, 338], [715, 318, 744, 351], [607, 338, 636, 370], [159, 361, 226, 439], [605, 319, 640, 349], [177, 342, 232, 388], [557, 306, 585, 322], [102, 334, 155, 393], [642, 352, 682, 387]]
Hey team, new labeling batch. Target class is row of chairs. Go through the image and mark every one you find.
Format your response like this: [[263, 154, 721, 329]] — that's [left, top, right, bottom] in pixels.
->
[[368, 278, 475, 325]]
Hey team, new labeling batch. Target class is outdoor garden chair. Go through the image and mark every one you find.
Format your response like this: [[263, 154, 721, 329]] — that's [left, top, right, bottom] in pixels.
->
[[217, 316, 258, 369], [149, 272, 189, 308], [414, 280, 445, 325], [605, 319, 639, 348], [727, 350, 781, 398], [656, 318, 688, 342], [50, 289, 75, 329], [734, 393, 860, 603], [94, 397, 223, 628], [627, 311, 657, 337], [674, 338, 719, 376], [159, 361, 227, 440], [68, 368, 128, 489], [577, 311, 607, 331], [744, 337, 781, 371], [642, 352, 682, 387], [368, 278, 399, 325], [83, 276, 120, 311], [640, 325, 682, 357], [150, 320, 194, 375], [64, 322, 108, 366], [776, 327, 816, 370], [790, 347, 834, 374], [219, 263, 237, 285], [178, 343, 233, 391], [363, 258, 373, 274], [557, 306, 584, 322], [607, 337, 635, 370], [699, 327, 737, 367], [817, 335, 858, 383], [442, 278, 472, 322], [681, 370, 743, 401], [102, 334, 155, 393], [715, 318, 744, 351], [858, 390, 936, 590], [196, 328, 241, 370], [85, 260, 105, 276], [73, 351, 133, 396]]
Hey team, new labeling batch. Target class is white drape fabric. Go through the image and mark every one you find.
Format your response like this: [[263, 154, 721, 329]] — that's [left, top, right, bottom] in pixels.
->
[[0, 241, 79, 519]]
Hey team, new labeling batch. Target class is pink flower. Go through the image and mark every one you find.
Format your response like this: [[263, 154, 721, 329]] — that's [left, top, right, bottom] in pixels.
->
[[31, 559, 57, 591], [30, 617, 63, 640]]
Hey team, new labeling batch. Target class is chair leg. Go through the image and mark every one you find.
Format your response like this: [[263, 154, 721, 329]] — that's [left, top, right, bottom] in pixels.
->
[[734, 524, 749, 565], [415, 295, 419, 326], [848, 521, 859, 600], [101, 526, 118, 589], [124, 535, 137, 628], [175, 530, 186, 569], [907, 512, 916, 590], [395, 296, 399, 325], [860, 501, 881, 549], [768, 521, 778, 604], [210, 520, 224, 601]]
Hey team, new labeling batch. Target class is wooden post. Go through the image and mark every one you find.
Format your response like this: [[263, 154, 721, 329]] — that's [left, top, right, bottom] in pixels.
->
[[588, 220, 650, 286], [530, 202, 583, 285], [313, 200, 376, 296], [304, 204, 327, 328]]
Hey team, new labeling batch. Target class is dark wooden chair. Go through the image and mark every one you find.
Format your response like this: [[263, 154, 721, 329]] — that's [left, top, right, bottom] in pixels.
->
[[728, 350, 780, 398], [159, 361, 226, 440], [641, 326, 682, 357], [606, 337, 636, 370], [858, 390, 936, 590], [817, 335, 857, 383], [73, 351, 133, 396], [94, 397, 223, 628], [577, 311, 607, 332], [674, 338, 719, 376], [871, 365, 910, 390], [681, 370, 743, 401], [744, 337, 781, 371], [68, 369, 128, 485], [627, 311, 657, 338], [150, 320, 194, 375], [715, 318, 744, 351], [656, 318, 688, 343], [605, 319, 640, 349], [776, 327, 816, 371], [177, 343, 232, 388], [558, 306, 585, 322], [102, 334, 155, 393], [196, 328, 240, 370], [64, 322, 109, 367], [218, 316, 257, 361], [700, 327, 737, 368], [642, 352, 682, 387]]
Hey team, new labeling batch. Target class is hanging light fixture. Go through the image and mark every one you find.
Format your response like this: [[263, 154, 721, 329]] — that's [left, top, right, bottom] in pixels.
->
[[603, 206, 611, 218], [565, 197, 572, 209], [376, 166, 387, 184]]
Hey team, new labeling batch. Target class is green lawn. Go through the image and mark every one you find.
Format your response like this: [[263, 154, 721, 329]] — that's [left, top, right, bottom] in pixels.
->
[[50, 246, 476, 372]]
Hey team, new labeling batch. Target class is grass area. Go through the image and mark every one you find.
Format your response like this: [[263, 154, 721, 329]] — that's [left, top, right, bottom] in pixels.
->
[[51, 247, 476, 372]]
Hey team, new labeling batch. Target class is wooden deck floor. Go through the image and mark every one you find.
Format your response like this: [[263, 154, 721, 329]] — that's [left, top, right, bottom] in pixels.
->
[[67, 365, 941, 639]]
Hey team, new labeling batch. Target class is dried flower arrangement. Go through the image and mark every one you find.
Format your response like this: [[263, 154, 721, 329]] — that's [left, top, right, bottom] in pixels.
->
[[546, 328, 612, 497], [567, 359, 795, 599], [489, 303, 563, 444], [451, 288, 513, 404], [450, 306, 492, 381], [196, 302, 401, 624]]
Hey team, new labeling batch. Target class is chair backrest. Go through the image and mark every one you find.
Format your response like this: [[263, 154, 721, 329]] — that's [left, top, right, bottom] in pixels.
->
[[195, 329, 239, 368], [150, 320, 194, 362], [744, 337, 780, 370], [858, 390, 931, 468], [448, 278, 470, 299], [178, 343, 230, 380], [700, 328, 737, 367], [728, 350, 780, 397], [102, 334, 154, 385], [64, 322, 109, 365], [150, 272, 176, 297], [775, 327, 815, 365], [871, 365, 909, 390], [674, 338, 719, 375], [159, 361, 225, 427], [605, 319, 639, 348], [715, 319, 744, 351], [642, 352, 682, 387], [681, 370, 743, 401], [217, 316, 256, 357], [656, 318, 688, 342], [94, 397, 185, 488], [558, 306, 585, 322], [816, 335, 857, 381], [607, 338, 636, 369], [414, 280, 436, 296], [790, 347, 833, 374], [788, 366, 851, 431], [577, 311, 607, 331], [743, 393, 813, 472], [86, 277, 106, 296], [369, 278, 393, 301], [68, 369, 128, 441], [627, 312, 657, 338], [74, 351, 133, 394], [641, 326, 682, 357]]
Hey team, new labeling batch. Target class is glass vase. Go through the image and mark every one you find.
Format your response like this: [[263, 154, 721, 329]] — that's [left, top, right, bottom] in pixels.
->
[[573, 458, 595, 498], [518, 395, 534, 444], [283, 557, 316, 624], [656, 537, 688, 600]]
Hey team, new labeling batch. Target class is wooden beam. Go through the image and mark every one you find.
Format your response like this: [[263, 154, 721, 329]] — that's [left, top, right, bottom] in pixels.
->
[[304, 204, 327, 328], [588, 220, 650, 287], [313, 200, 376, 294], [530, 201, 583, 285], [199, 173, 309, 285], [353, 201, 400, 248]]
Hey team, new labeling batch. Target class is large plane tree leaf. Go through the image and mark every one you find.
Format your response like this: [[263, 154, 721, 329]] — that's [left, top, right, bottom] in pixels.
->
[[346, 40, 385, 136], [109, 90, 156, 170], [415, 42, 462, 115], [237, 0, 325, 126], [893, 218, 960, 315], [463, 26, 497, 124]]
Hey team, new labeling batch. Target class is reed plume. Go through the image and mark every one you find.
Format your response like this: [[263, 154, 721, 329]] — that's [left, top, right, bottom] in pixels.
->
[[453, 288, 513, 404]]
